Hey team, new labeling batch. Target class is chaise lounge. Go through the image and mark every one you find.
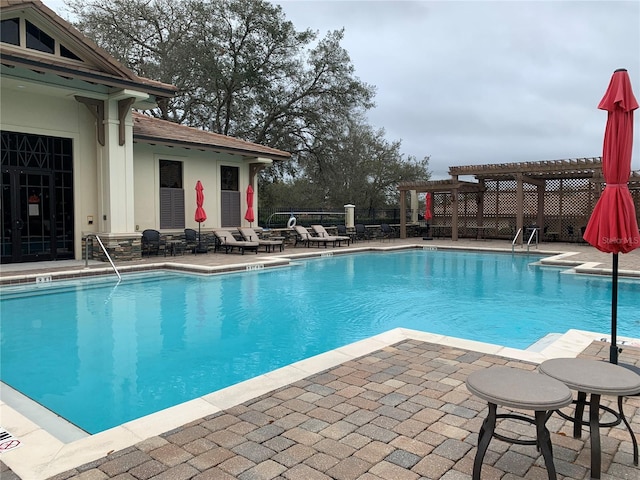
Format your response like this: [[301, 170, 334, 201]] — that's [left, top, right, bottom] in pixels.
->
[[213, 229, 259, 255], [293, 225, 330, 248], [311, 225, 351, 246], [238, 227, 284, 252]]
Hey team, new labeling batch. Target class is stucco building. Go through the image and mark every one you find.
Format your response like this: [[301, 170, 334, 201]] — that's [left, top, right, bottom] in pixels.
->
[[1, 0, 290, 263]]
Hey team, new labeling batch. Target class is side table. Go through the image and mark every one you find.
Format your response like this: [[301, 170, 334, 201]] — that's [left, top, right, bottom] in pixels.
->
[[539, 358, 640, 479], [466, 366, 572, 480]]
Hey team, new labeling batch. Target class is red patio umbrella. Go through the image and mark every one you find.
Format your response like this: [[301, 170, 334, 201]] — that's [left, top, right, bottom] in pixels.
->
[[195, 181, 207, 252], [424, 192, 433, 221], [244, 184, 255, 225], [423, 193, 433, 240], [583, 68, 640, 364]]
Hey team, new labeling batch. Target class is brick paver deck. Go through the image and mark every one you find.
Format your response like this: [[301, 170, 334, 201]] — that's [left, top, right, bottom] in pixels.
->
[[0, 340, 635, 480]]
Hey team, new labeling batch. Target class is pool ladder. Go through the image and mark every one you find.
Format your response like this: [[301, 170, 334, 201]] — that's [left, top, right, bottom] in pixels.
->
[[84, 234, 121, 281], [511, 228, 539, 253]]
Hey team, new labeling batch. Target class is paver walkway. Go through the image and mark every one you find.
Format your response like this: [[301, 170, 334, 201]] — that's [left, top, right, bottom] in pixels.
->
[[2, 340, 637, 480]]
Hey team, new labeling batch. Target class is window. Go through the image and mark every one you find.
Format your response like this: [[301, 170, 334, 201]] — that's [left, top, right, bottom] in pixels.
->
[[159, 160, 185, 229], [1, 17, 83, 61], [26, 20, 54, 54], [220, 166, 240, 226], [1, 18, 20, 46], [60, 44, 82, 61], [221, 166, 238, 191]]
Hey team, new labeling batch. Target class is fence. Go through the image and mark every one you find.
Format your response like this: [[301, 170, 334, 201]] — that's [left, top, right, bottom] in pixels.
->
[[259, 207, 405, 228]]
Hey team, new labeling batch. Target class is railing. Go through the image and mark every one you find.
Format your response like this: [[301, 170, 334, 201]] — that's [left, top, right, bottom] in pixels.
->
[[526, 228, 539, 253], [511, 228, 522, 253], [85, 234, 121, 281]]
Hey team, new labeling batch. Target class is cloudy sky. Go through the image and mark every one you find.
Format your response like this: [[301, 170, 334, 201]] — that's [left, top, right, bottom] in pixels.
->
[[45, 0, 640, 179]]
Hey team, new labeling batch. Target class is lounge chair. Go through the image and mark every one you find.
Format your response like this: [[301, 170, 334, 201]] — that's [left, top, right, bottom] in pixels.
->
[[293, 225, 329, 248], [238, 227, 284, 252], [311, 225, 350, 246], [213, 229, 259, 254]]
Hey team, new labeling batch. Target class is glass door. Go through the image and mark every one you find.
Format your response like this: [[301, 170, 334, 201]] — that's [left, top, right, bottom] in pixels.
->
[[0, 169, 54, 263]]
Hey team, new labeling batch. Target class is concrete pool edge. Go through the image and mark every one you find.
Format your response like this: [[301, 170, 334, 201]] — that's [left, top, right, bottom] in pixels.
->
[[2, 243, 640, 287], [2, 327, 639, 480]]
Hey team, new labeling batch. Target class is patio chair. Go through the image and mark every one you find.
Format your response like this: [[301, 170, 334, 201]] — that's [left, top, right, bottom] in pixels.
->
[[293, 225, 328, 248], [238, 227, 284, 252], [213, 229, 259, 255], [141, 229, 166, 256], [355, 223, 370, 241], [310, 225, 350, 246], [182, 228, 199, 254], [337, 224, 357, 243], [380, 223, 396, 241]]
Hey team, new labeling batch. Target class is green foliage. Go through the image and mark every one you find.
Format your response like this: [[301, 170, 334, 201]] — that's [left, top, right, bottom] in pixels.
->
[[67, 0, 431, 209]]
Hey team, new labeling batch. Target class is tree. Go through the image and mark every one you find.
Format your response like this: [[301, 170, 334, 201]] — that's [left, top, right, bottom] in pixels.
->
[[263, 115, 430, 211], [67, 0, 430, 209]]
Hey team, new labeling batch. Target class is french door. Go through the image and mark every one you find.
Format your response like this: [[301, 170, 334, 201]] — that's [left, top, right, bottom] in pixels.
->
[[1, 132, 74, 264]]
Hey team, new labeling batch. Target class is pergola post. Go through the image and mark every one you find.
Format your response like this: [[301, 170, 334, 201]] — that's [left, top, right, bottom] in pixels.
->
[[452, 176, 459, 241], [516, 173, 524, 245], [399, 189, 407, 239]]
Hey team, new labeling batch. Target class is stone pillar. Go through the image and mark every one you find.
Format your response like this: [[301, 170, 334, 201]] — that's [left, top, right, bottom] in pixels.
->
[[344, 204, 355, 228], [410, 190, 418, 223]]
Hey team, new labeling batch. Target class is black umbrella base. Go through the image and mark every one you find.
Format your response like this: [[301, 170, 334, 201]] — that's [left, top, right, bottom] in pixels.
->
[[195, 244, 208, 254], [422, 237, 433, 241]]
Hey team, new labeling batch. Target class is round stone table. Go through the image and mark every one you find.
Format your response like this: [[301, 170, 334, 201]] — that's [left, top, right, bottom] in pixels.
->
[[539, 358, 640, 479], [466, 366, 572, 480]]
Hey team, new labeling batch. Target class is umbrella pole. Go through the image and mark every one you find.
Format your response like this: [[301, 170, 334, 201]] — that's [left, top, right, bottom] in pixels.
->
[[198, 223, 202, 254], [610, 253, 619, 364]]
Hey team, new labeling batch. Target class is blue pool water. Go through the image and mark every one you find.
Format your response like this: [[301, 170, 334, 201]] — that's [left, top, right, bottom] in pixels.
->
[[1, 250, 639, 434]]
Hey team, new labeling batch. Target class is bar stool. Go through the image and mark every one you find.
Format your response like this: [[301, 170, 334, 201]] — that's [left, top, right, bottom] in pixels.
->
[[466, 366, 572, 480]]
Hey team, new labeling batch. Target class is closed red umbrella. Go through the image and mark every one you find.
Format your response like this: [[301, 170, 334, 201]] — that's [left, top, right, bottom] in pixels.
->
[[583, 68, 640, 364], [423, 192, 433, 240], [195, 181, 207, 252], [424, 192, 433, 221], [244, 184, 255, 225]]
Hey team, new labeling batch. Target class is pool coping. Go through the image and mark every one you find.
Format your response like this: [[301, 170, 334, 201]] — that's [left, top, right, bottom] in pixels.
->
[[2, 243, 639, 287], [2, 327, 640, 480]]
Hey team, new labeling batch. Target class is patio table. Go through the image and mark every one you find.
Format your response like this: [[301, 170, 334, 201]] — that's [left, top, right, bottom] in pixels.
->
[[466, 366, 572, 480], [539, 358, 640, 479]]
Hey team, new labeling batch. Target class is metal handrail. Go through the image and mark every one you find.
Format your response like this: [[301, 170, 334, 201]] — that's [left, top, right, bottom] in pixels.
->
[[85, 234, 121, 281], [511, 228, 522, 253], [526, 228, 539, 253]]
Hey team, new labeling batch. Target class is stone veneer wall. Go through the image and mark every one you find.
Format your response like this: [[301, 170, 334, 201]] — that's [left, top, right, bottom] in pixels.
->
[[82, 234, 142, 262]]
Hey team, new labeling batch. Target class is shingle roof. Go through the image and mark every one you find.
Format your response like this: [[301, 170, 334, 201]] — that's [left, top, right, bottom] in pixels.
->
[[132, 112, 291, 161]]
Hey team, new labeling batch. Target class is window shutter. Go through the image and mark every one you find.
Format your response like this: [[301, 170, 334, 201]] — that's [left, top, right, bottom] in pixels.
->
[[221, 191, 240, 227], [160, 188, 185, 229]]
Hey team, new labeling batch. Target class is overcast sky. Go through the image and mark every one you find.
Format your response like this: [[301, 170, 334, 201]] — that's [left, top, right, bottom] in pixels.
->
[[45, 0, 640, 179]]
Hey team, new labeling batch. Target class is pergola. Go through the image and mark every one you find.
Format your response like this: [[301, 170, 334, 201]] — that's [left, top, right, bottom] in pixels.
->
[[399, 157, 640, 242]]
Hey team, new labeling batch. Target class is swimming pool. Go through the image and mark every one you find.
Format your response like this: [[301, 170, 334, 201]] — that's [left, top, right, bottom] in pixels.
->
[[1, 250, 638, 434]]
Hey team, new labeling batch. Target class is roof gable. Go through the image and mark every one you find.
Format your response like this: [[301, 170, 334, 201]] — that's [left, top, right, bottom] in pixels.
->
[[0, 0, 176, 96]]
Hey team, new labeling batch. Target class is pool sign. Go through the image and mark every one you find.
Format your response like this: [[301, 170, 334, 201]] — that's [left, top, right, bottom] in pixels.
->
[[0, 428, 21, 453]]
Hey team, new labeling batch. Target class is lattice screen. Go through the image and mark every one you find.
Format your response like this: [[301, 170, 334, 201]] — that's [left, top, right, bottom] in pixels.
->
[[425, 178, 640, 241]]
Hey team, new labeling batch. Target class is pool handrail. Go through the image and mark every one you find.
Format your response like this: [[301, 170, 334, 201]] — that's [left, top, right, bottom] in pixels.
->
[[84, 234, 121, 281], [511, 228, 522, 253]]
